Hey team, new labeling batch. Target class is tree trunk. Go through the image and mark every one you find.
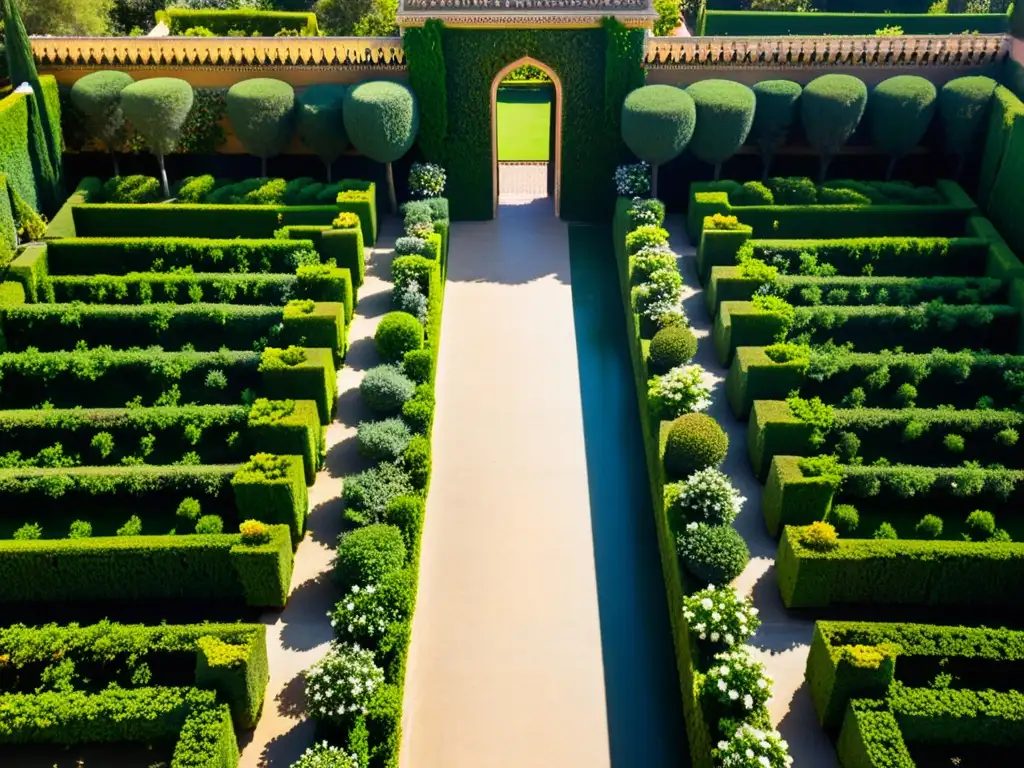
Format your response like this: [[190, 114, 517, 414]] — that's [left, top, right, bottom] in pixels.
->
[[386, 162, 398, 214], [954, 154, 965, 180], [714, 163, 722, 181], [819, 156, 832, 184], [261, 156, 267, 178], [762, 154, 773, 183], [326, 161, 333, 184], [111, 148, 120, 178], [886, 156, 898, 181], [651, 164, 659, 199], [157, 154, 169, 199]]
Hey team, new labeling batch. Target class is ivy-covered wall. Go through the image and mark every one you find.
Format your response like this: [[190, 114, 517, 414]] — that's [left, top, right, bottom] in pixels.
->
[[411, 22, 644, 221]]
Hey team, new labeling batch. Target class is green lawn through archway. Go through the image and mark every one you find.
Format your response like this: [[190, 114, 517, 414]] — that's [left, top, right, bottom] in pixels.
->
[[497, 84, 553, 162]]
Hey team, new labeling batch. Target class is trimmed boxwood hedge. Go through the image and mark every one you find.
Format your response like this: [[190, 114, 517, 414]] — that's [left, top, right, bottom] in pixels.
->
[[158, 9, 319, 36]]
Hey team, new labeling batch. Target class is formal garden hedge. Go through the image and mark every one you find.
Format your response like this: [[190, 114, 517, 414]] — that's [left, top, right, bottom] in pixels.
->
[[156, 9, 320, 37], [701, 10, 1010, 36]]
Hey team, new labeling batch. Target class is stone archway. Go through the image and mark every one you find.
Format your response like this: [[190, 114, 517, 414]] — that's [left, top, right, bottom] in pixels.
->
[[490, 56, 563, 216]]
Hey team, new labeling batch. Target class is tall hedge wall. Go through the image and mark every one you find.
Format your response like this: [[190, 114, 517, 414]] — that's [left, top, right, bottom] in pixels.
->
[[433, 24, 644, 221], [0, 90, 40, 213], [981, 86, 1024, 262], [702, 11, 1009, 36]]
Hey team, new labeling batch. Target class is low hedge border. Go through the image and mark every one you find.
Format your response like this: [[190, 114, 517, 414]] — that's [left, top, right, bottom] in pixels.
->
[[748, 401, 1024, 480], [0, 687, 238, 766], [687, 179, 977, 242], [714, 301, 1021, 366], [702, 10, 1010, 36], [806, 619, 1024, 732], [776, 524, 1024, 609], [0, 523, 293, 607], [0, 621, 269, 728], [279, 224, 365, 289], [157, 8, 319, 36], [725, 346, 1024, 419], [0, 454, 308, 542], [260, 346, 336, 425], [763, 456, 1024, 537]]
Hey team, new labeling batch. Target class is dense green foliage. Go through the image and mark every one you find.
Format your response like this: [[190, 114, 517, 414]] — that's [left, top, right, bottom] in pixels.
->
[[868, 76, 937, 177], [938, 76, 998, 174], [69, 71, 133, 174], [750, 80, 802, 179], [227, 79, 296, 176], [297, 84, 349, 181], [120, 78, 194, 197], [801, 74, 869, 180], [621, 85, 696, 191], [686, 79, 756, 179]]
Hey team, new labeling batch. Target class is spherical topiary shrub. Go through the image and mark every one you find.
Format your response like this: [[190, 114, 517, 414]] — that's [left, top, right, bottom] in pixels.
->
[[357, 418, 412, 462], [120, 78, 194, 197], [334, 523, 407, 591], [296, 83, 349, 182], [69, 70, 135, 175], [676, 523, 750, 586], [649, 323, 698, 374], [874, 522, 898, 540], [195, 515, 224, 535], [663, 413, 729, 480], [868, 76, 938, 179], [375, 311, 424, 363], [686, 80, 756, 180], [826, 504, 859, 535], [750, 79, 802, 179], [915, 514, 943, 539], [800, 74, 868, 181], [620, 85, 696, 196], [939, 76, 998, 175], [360, 364, 416, 414], [966, 510, 996, 540], [226, 78, 296, 176], [802, 521, 839, 552]]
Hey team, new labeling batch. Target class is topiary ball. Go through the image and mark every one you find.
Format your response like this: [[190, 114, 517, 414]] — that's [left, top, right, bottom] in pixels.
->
[[70, 71, 135, 146], [874, 522, 898, 540], [621, 85, 697, 168], [334, 523, 407, 591], [226, 78, 296, 162], [915, 514, 943, 539], [965, 510, 996, 540], [375, 311, 424, 362], [357, 418, 412, 462], [664, 413, 729, 480], [649, 324, 698, 374], [676, 523, 749, 586], [360, 364, 416, 413], [343, 81, 419, 163], [686, 79, 757, 169], [826, 504, 859, 535], [383, 495, 425, 548], [195, 515, 224, 535]]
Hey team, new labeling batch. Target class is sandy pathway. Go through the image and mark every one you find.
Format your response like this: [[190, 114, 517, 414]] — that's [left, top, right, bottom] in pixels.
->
[[239, 224, 398, 767], [671, 218, 837, 765], [399, 200, 610, 768]]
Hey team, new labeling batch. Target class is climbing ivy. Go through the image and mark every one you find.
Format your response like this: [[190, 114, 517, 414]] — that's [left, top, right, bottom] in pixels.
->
[[405, 18, 448, 163]]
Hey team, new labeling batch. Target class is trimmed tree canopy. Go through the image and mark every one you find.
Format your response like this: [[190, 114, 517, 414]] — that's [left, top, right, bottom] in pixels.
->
[[869, 75, 937, 159], [750, 80, 802, 169], [939, 76, 998, 159], [621, 85, 696, 167], [120, 78, 194, 156], [226, 78, 296, 163], [297, 84, 349, 168], [70, 71, 135, 147], [686, 79, 756, 171], [801, 74, 868, 176], [343, 81, 420, 163]]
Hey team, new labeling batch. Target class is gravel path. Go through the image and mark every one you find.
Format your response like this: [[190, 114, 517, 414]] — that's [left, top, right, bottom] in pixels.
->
[[670, 217, 837, 766], [238, 224, 398, 768]]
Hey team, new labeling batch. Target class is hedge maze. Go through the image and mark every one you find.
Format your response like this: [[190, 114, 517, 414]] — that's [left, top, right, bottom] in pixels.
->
[[703, 169, 1024, 760], [0, 172, 372, 763]]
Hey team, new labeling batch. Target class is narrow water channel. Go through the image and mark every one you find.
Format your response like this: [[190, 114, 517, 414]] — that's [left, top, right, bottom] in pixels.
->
[[567, 224, 689, 767]]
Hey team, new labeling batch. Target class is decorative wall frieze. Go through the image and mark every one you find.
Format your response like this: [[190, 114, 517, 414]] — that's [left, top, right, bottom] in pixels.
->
[[645, 34, 1011, 68], [30, 36, 405, 69]]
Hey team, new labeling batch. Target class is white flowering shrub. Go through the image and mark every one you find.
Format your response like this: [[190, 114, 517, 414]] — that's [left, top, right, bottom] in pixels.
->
[[630, 246, 678, 284], [408, 162, 446, 198], [615, 162, 651, 197], [329, 584, 398, 647], [713, 723, 793, 768], [683, 584, 760, 647], [304, 643, 384, 726], [703, 646, 773, 713], [632, 267, 684, 326], [628, 196, 665, 227], [648, 364, 712, 419], [674, 468, 746, 526], [396, 282, 429, 325], [290, 742, 359, 768]]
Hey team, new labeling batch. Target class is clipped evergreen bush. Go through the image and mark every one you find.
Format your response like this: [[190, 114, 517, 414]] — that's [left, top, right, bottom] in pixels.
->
[[120, 78, 194, 197], [357, 418, 413, 462], [375, 311, 424, 362], [750, 80, 802, 180], [226, 78, 296, 177], [826, 504, 860, 535], [343, 462, 415, 525], [966, 510, 996, 540], [620, 85, 696, 196], [938, 76, 998, 176], [686, 79, 756, 180], [334, 523, 406, 590], [402, 434, 430, 490], [915, 514, 944, 539], [800, 74, 868, 181], [663, 413, 729, 480], [344, 80, 419, 212], [676, 523, 750, 586], [360, 364, 416, 414], [69, 70, 134, 175], [868, 76, 937, 179], [195, 515, 224, 535], [649, 323, 698, 374], [383, 494, 425, 549], [296, 84, 348, 182]]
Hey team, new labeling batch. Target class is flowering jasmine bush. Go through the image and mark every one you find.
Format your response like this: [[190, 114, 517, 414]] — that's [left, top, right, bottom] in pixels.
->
[[291, 742, 359, 768], [304, 643, 384, 726], [628, 197, 665, 228], [329, 584, 397, 647], [682, 584, 760, 647], [673, 468, 745, 526], [648, 364, 712, 419], [615, 162, 651, 197], [632, 267, 683, 324], [630, 246, 678, 285], [713, 723, 793, 768], [408, 162, 446, 198], [703, 646, 773, 713]]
